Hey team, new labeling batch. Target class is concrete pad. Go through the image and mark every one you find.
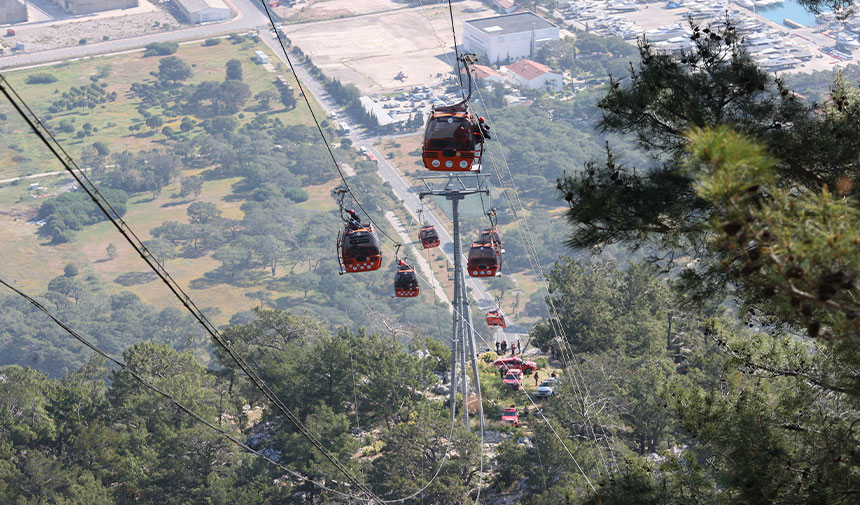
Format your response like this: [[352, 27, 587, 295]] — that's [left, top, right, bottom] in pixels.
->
[[284, 0, 496, 94]]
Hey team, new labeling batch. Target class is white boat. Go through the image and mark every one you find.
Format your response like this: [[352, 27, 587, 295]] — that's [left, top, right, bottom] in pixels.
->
[[643, 24, 689, 42], [836, 33, 860, 49], [658, 36, 695, 53], [735, 0, 755, 10], [761, 56, 798, 70]]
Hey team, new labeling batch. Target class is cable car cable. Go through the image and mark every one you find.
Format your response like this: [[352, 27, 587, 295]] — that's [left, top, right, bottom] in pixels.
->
[[446, 0, 465, 96], [257, 1, 398, 246], [0, 277, 374, 503], [451, 292, 596, 492], [0, 74, 384, 504], [423, 2, 618, 474]]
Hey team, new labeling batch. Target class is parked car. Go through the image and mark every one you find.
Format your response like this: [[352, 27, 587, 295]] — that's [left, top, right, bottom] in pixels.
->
[[493, 356, 538, 375], [503, 369, 523, 390], [535, 379, 557, 398], [501, 407, 519, 427]]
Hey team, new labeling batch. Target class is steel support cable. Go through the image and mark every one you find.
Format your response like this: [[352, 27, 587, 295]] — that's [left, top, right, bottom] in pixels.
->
[[257, 1, 397, 245], [450, 292, 595, 493], [468, 84, 618, 471], [519, 384, 596, 492], [374, 240, 488, 503], [259, 7, 483, 493], [0, 74, 383, 504], [351, 293, 465, 504], [446, 0, 465, 96], [0, 277, 371, 503], [423, 0, 616, 472], [467, 99, 619, 467]]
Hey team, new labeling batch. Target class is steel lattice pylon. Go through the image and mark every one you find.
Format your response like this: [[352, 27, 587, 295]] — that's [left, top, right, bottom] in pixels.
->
[[419, 173, 489, 433]]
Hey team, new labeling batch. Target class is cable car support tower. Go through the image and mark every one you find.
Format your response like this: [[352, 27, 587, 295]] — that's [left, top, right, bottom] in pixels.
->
[[419, 173, 489, 432]]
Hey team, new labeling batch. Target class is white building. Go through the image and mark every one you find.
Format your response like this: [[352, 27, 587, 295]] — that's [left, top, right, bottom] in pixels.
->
[[463, 11, 559, 64], [503, 59, 562, 91], [0, 0, 27, 23], [173, 0, 231, 23]]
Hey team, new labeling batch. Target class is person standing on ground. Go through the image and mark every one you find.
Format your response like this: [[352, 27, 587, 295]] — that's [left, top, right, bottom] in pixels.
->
[[517, 340, 521, 354], [501, 340, 507, 353], [534, 371, 539, 386], [495, 341, 500, 353]]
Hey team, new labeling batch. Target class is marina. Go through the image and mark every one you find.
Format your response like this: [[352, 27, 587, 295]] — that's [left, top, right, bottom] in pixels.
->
[[554, 0, 860, 74]]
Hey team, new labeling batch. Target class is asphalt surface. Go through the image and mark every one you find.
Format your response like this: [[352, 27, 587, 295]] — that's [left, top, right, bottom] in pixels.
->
[[263, 32, 524, 344], [0, 0, 269, 69]]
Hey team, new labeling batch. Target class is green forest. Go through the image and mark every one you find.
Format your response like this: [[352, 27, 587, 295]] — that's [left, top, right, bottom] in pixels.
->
[[2, 0, 860, 502]]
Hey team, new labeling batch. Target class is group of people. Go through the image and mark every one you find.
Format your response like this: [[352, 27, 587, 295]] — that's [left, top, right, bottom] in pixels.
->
[[495, 339, 521, 356]]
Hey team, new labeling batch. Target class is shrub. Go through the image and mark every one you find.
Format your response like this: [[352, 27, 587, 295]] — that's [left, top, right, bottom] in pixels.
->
[[283, 186, 309, 203], [143, 41, 178, 57], [25, 73, 58, 84], [63, 264, 79, 277], [79, 39, 87, 45], [204, 38, 221, 46], [481, 351, 498, 363]]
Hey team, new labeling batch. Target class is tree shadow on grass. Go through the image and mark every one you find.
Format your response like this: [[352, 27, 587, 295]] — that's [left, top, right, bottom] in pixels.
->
[[161, 199, 192, 208], [188, 266, 269, 290], [114, 271, 158, 286]]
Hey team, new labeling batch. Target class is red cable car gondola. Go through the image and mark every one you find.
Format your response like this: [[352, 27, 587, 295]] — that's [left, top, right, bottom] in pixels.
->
[[394, 259, 419, 297], [418, 225, 440, 249], [338, 222, 382, 273], [468, 209, 502, 278], [422, 103, 482, 171], [335, 192, 382, 274], [421, 54, 489, 172], [467, 240, 500, 277], [486, 309, 506, 328]]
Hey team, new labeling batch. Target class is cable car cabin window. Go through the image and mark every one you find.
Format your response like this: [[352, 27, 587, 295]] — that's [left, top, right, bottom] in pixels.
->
[[394, 271, 418, 289], [425, 116, 474, 152], [344, 231, 380, 260], [469, 245, 497, 262], [419, 226, 440, 248], [468, 243, 499, 277]]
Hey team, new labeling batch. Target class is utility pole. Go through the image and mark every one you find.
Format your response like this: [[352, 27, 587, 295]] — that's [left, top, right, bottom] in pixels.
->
[[419, 173, 488, 435]]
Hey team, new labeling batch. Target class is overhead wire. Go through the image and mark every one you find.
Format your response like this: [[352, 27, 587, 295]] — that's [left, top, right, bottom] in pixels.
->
[[468, 79, 620, 470], [0, 73, 384, 504], [257, 1, 397, 245], [0, 72, 482, 505], [426, 0, 619, 474], [257, 11, 484, 496], [0, 277, 372, 503], [450, 285, 596, 493]]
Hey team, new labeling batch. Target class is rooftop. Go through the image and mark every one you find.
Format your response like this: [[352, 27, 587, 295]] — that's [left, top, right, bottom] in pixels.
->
[[174, 0, 229, 12], [505, 59, 555, 80], [465, 11, 556, 36], [472, 64, 503, 79]]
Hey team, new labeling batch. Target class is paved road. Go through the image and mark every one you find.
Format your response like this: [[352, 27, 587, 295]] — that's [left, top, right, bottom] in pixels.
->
[[0, 0, 269, 69], [263, 33, 524, 345]]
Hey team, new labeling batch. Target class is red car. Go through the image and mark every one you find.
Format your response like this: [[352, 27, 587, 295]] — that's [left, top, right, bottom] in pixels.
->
[[493, 356, 537, 375], [503, 369, 523, 390], [501, 407, 519, 427]]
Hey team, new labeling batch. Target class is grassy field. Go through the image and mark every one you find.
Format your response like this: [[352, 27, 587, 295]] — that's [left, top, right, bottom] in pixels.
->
[[0, 37, 325, 180], [0, 37, 343, 325]]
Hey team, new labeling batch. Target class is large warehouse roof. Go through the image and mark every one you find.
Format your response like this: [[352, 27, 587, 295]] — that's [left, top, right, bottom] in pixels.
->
[[174, 0, 228, 12], [465, 11, 556, 36]]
